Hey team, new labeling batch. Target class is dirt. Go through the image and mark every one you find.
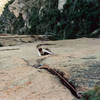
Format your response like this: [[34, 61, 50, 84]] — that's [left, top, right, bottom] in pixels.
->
[[0, 38, 100, 100]]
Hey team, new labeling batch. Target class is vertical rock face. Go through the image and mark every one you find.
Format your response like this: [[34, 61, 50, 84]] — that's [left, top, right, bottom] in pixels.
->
[[0, 0, 10, 15], [9, 0, 48, 19], [58, 0, 67, 11], [0, 0, 67, 20], [0, 0, 67, 16], [9, 0, 34, 18], [8, 0, 67, 19], [0, 0, 67, 34], [8, 0, 59, 29]]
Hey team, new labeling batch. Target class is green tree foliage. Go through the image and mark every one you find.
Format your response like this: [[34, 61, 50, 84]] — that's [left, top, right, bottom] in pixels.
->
[[59, 0, 100, 39], [28, 7, 40, 34], [0, 0, 16, 33], [39, 8, 60, 37], [28, 0, 100, 39], [28, 0, 59, 38], [13, 13, 25, 34], [74, 86, 100, 100], [0, 0, 100, 39], [0, 0, 25, 34]]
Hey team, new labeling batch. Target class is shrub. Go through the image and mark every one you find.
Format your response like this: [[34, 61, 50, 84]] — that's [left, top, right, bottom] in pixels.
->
[[73, 86, 100, 100], [59, 0, 100, 39]]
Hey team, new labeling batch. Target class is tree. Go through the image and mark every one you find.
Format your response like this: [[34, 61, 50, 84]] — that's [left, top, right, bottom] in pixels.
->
[[58, 0, 100, 39], [73, 86, 100, 100]]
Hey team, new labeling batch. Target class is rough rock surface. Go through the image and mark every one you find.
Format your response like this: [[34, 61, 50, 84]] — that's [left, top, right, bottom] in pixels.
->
[[0, 0, 10, 15], [0, 35, 50, 46], [9, 0, 67, 18], [58, 0, 67, 10], [0, 38, 100, 100], [0, 0, 67, 15]]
